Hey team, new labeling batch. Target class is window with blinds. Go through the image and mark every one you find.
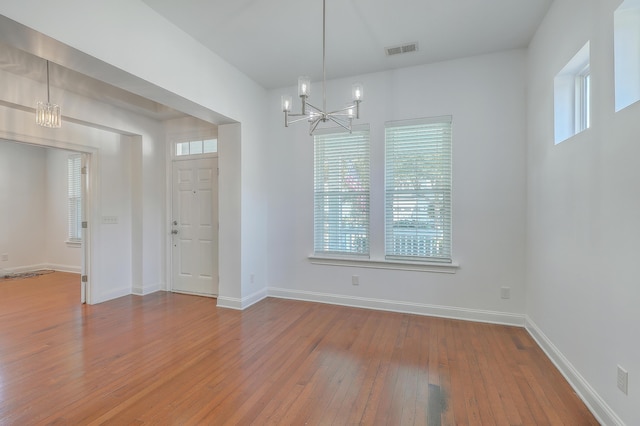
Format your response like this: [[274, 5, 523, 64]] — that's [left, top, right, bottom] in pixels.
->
[[67, 154, 82, 243], [314, 128, 370, 256], [385, 117, 452, 262]]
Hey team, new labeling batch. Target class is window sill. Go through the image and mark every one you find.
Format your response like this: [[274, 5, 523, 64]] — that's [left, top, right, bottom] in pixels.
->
[[65, 240, 82, 248], [308, 255, 459, 274]]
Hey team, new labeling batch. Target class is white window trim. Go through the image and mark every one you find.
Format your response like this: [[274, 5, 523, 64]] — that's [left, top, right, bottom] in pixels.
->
[[554, 41, 591, 144], [614, 0, 640, 112], [173, 152, 219, 161], [313, 125, 371, 257], [575, 64, 590, 133], [308, 254, 459, 274], [67, 154, 82, 245], [307, 118, 457, 273], [172, 137, 218, 159], [384, 115, 453, 262]]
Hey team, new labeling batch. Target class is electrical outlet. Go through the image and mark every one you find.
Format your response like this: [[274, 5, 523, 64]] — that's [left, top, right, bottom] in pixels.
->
[[617, 365, 628, 395], [500, 287, 511, 299], [101, 216, 118, 225], [352, 275, 359, 286], [1, 253, 8, 262]]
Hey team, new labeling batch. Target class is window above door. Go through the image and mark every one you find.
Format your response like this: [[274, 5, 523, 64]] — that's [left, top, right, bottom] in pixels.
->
[[175, 139, 218, 157]]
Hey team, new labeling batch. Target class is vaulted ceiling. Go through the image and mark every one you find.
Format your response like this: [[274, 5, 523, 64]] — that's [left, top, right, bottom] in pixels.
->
[[0, 1, 554, 123], [142, 0, 554, 89]]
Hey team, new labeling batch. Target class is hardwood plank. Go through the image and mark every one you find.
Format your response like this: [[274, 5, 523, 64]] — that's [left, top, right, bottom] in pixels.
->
[[0, 272, 599, 425]]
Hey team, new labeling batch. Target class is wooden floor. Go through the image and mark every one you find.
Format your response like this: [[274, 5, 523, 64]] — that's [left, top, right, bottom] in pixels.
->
[[0, 272, 597, 425]]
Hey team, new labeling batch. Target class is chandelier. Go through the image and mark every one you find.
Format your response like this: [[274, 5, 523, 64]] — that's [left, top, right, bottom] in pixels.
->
[[281, 0, 363, 135], [36, 60, 61, 128]]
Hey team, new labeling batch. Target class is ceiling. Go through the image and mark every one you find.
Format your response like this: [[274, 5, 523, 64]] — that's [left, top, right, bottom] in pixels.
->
[[0, 1, 554, 124], [0, 39, 188, 122], [142, 0, 554, 90]]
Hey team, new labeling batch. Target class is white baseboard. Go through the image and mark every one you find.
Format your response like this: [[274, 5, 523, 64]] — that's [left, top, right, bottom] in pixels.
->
[[217, 288, 268, 310], [1, 264, 49, 275], [267, 287, 525, 327], [0, 263, 81, 275], [525, 316, 624, 426], [46, 263, 82, 274], [132, 282, 162, 296], [90, 287, 130, 305]]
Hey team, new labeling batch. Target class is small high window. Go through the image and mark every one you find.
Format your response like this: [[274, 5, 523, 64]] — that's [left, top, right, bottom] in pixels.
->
[[554, 42, 591, 144], [614, 0, 640, 112]]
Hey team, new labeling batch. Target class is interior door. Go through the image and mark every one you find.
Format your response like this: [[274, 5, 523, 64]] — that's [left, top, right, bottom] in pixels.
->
[[171, 157, 219, 296]]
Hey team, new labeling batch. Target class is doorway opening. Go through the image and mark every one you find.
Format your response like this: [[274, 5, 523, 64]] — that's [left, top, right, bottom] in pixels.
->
[[0, 138, 91, 303]]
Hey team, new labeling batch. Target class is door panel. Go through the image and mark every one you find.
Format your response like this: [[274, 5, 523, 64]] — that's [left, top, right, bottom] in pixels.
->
[[171, 157, 218, 296]]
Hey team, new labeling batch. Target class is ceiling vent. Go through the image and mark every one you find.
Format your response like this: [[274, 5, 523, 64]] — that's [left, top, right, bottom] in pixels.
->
[[385, 42, 419, 57]]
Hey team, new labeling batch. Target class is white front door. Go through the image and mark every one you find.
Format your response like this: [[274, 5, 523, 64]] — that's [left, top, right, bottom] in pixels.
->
[[171, 157, 218, 296]]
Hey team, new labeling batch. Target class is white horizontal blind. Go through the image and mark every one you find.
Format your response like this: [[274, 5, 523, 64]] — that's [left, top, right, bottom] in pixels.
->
[[314, 129, 370, 256], [67, 154, 82, 243], [385, 117, 452, 261]]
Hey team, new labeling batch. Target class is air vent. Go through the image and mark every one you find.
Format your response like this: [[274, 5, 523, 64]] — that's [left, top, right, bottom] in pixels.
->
[[385, 42, 419, 56]]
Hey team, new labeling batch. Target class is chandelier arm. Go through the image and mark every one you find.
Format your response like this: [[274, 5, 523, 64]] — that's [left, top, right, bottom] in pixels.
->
[[328, 116, 353, 132], [288, 115, 315, 125], [304, 101, 324, 114], [326, 105, 357, 115], [287, 112, 309, 118], [328, 114, 350, 125], [309, 117, 323, 135]]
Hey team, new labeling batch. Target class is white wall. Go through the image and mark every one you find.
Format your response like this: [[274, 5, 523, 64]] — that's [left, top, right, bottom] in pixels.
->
[[526, 0, 639, 424], [0, 141, 47, 273], [0, 0, 635, 422], [0, 0, 269, 306], [267, 50, 528, 324], [0, 64, 164, 302], [0, 142, 81, 275]]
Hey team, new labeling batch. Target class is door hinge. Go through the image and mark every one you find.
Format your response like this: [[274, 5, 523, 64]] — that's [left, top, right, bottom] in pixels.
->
[[81, 275, 88, 283], [82, 221, 88, 229], [81, 166, 87, 175]]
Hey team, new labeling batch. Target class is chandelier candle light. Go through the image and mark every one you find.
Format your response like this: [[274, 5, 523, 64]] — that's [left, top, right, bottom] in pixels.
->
[[281, 0, 363, 135], [36, 60, 61, 128]]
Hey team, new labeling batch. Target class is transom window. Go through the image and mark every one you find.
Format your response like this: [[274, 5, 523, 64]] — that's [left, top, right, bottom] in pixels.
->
[[175, 139, 217, 156]]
